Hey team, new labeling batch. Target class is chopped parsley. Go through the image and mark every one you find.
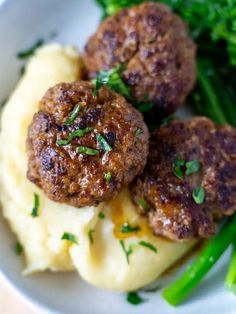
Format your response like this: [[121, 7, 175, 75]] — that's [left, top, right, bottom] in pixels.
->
[[121, 223, 141, 233], [105, 172, 112, 181], [57, 127, 93, 146], [93, 64, 131, 99], [192, 187, 205, 204], [98, 212, 105, 219], [97, 133, 112, 153], [126, 292, 146, 305], [139, 241, 157, 253], [65, 104, 81, 125], [120, 240, 133, 264], [17, 39, 44, 59], [88, 229, 95, 244], [159, 115, 175, 126], [77, 146, 100, 156], [15, 241, 24, 255], [137, 102, 153, 113], [135, 128, 143, 136], [31, 193, 40, 218], [185, 160, 201, 176], [138, 198, 149, 212], [173, 159, 185, 180], [61, 232, 78, 245]]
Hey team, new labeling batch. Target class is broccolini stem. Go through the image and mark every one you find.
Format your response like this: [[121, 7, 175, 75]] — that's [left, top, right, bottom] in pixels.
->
[[225, 241, 236, 294], [197, 59, 228, 125], [162, 214, 236, 306]]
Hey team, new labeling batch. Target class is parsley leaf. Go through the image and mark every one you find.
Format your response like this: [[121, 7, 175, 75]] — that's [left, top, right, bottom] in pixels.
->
[[61, 232, 78, 245], [105, 172, 112, 181], [31, 193, 40, 218], [138, 198, 149, 212], [121, 223, 141, 233], [139, 241, 157, 253], [127, 292, 146, 305], [135, 128, 143, 136], [65, 104, 81, 125], [97, 133, 112, 153], [15, 241, 24, 255], [98, 212, 105, 219], [137, 102, 153, 113], [185, 160, 201, 176], [120, 240, 133, 264], [192, 187, 205, 204], [57, 127, 93, 146], [93, 65, 131, 99], [173, 159, 185, 180]]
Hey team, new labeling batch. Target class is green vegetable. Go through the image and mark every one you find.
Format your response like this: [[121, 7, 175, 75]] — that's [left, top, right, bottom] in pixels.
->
[[15, 241, 24, 255], [98, 212, 105, 219], [138, 198, 149, 212], [17, 39, 44, 59], [105, 172, 112, 181], [31, 193, 40, 218], [225, 241, 236, 294], [139, 241, 157, 253], [120, 240, 133, 264], [97, 133, 112, 153], [185, 160, 201, 176], [135, 128, 143, 136], [77, 146, 100, 156], [93, 65, 131, 99], [173, 159, 185, 180], [57, 127, 93, 146], [88, 229, 95, 244], [126, 292, 146, 305], [61, 232, 78, 245], [65, 104, 81, 125], [192, 187, 205, 205], [137, 102, 153, 113], [121, 223, 141, 233], [163, 214, 236, 305]]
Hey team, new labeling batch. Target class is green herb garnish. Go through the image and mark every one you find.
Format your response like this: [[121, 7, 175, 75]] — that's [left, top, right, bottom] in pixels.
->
[[126, 292, 146, 305], [93, 64, 131, 99], [159, 115, 175, 126], [65, 104, 81, 125], [135, 128, 143, 136], [138, 198, 149, 212], [225, 241, 236, 294], [120, 240, 133, 264], [88, 229, 95, 244], [97, 133, 112, 153], [17, 39, 44, 59], [31, 193, 40, 218], [139, 241, 157, 253], [173, 159, 185, 180], [105, 172, 112, 181], [185, 160, 201, 176], [98, 212, 105, 219], [61, 232, 78, 245], [57, 127, 93, 146], [192, 187, 205, 204], [15, 241, 24, 255], [121, 223, 140, 233], [77, 146, 100, 156]]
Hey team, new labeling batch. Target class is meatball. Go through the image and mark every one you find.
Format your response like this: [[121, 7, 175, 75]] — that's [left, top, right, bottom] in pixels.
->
[[27, 81, 149, 208], [84, 2, 196, 118], [131, 117, 236, 241]]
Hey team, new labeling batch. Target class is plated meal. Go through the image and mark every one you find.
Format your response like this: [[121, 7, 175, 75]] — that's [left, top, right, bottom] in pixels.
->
[[0, 0, 236, 310]]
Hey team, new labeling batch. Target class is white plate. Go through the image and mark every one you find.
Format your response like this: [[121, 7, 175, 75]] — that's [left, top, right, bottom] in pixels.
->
[[0, 0, 236, 313]]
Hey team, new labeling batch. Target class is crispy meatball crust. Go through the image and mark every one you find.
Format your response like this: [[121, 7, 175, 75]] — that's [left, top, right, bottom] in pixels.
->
[[27, 81, 149, 208], [84, 2, 196, 117], [131, 117, 236, 241]]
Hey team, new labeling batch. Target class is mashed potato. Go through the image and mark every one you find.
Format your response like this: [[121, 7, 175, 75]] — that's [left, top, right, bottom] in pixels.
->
[[0, 44, 196, 291]]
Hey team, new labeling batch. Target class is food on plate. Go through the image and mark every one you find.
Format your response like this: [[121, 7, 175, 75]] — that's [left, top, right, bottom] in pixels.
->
[[26, 82, 149, 207], [84, 2, 196, 117], [0, 44, 195, 290], [131, 117, 236, 241]]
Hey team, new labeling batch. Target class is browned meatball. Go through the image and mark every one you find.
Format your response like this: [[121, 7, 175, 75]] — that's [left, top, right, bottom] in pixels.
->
[[27, 81, 149, 208], [131, 117, 236, 241], [84, 2, 196, 117]]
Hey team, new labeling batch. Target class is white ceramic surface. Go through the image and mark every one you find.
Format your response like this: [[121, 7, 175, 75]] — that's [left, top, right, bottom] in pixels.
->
[[0, 1, 236, 313]]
